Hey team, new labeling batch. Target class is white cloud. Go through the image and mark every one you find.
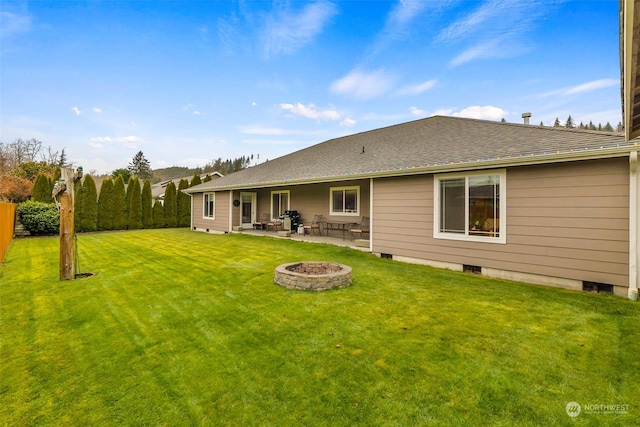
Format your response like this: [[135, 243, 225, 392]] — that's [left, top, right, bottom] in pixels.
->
[[330, 69, 396, 100], [240, 125, 324, 136], [71, 106, 81, 115], [397, 79, 437, 96], [90, 135, 142, 149], [438, 0, 550, 67], [262, 1, 337, 58], [451, 105, 506, 120], [93, 107, 102, 113], [340, 117, 356, 127], [252, 102, 257, 107], [193, 110, 202, 115], [539, 78, 619, 97], [279, 102, 340, 121], [409, 106, 428, 116]]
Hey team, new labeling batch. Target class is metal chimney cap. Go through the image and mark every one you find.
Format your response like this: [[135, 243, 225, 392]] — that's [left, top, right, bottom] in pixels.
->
[[521, 112, 532, 118]]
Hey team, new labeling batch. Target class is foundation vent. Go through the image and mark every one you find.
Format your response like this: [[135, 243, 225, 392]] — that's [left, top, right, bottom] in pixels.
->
[[582, 281, 613, 295], [463, 264, 482, 274], [381, 253, 393, 260]]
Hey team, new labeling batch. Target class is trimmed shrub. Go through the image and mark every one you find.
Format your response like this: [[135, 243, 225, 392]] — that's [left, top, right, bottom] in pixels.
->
[[152, 200, 164, 228], [141, 180, 153, 229], [31, 173, 53, 203], [97, 179, 114, 231], [128, 177, 142, 230], [163, 182, 177, 228], [177, 179, 190, 227], [17, 201, 59, 235], [80, 175, 98, 232], [112, 175, 127, 230]]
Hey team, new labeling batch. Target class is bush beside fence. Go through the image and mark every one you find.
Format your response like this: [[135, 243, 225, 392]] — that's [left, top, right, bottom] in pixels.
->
[[0, 202, 17, 263]]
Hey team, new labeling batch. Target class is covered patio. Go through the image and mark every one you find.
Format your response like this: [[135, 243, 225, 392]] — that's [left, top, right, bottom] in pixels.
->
[[232, 226, 371, 251]]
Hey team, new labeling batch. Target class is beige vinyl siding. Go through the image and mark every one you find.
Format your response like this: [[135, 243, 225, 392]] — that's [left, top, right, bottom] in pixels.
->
[[252, 180, 370, 225], [373, 158, 629, 287], [191, 191, 231, 232]]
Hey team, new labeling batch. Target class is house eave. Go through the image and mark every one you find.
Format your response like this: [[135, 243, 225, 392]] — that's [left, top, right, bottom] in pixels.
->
[[185, 145, 637, 193]]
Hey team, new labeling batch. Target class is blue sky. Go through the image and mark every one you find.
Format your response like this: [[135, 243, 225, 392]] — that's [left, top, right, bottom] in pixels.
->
[[1, 0, 622, 175]]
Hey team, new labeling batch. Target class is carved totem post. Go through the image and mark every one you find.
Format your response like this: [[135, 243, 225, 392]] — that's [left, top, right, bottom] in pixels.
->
[[52, 167, 82, 280]]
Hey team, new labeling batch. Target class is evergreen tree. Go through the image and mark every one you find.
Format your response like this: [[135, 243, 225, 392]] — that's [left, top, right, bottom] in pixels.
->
[[603, 122, 614, 132], [81, 175, 98, 232], [141, 179, 153, 229], [588, 121, 596, 130], [177, 179, 190, 227], [163, 181, 177, 228], [128, 151, 153, 179], [97, 178, 115, 231], [553, 117, 561, 127], [128, 177, 142, 230], [203, 174, 212, 182], [152, 200, 164, 228], [126, 175, 136, 224], [74, 178, 85, 232], [578, 122, 585, 129], [617, 121, 624, 132], [565, 115, 574, 128], [190, 173, 202, 187], [112, 174, 127, 230], [32, 173, 53, 203], [112, 168, 131, 182]]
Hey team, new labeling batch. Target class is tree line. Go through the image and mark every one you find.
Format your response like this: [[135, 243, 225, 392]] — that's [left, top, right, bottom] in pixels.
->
[[24, 172, 205, 234]]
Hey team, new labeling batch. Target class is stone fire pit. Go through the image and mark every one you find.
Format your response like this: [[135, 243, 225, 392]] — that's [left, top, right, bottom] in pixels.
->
[[274, 262, 352, 291]]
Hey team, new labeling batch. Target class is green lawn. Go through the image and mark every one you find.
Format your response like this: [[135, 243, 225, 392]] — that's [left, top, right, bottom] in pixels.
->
[[1, 229, 638, 426]]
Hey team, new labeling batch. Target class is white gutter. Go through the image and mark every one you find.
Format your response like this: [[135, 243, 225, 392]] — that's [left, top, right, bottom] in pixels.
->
[[630, 151, 639, 300]]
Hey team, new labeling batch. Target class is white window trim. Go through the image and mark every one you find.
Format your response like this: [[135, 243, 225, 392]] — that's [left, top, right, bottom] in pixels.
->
[[270, 190, 290, 220], [433, 169, 506, 244], [329, 186, 360, 216], [203, 192, 215, 220]]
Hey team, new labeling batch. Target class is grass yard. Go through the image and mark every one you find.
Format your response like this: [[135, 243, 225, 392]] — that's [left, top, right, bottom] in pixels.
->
[[1, 229, 639, 426]]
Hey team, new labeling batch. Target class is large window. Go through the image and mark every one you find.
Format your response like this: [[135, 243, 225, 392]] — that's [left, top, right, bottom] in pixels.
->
[[203, 193, 215, 219], [434, 170, 505, 243], [330, 186, 359, 216], [271, 190, 290, 219]]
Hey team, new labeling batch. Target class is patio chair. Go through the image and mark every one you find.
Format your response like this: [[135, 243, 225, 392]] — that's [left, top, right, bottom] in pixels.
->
[[303, 214, 323, 236], [349, 216, 370, 240], [253, 213, 270, 230], [267, 217, 283, 231]]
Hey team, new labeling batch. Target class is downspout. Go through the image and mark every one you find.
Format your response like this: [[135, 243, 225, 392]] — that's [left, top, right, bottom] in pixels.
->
[[630, 151, 639, 300], [369, 178, 374, 252]]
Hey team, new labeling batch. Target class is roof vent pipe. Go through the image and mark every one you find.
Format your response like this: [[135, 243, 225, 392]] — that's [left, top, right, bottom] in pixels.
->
[[522, 112, 532, 125]]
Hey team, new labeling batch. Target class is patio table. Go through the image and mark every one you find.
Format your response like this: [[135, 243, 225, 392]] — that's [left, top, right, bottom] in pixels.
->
[[323, 221, 358, 240]]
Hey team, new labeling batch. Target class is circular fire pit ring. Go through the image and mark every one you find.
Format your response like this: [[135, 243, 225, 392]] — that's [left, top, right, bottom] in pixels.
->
[[275, 262, 352, 291]]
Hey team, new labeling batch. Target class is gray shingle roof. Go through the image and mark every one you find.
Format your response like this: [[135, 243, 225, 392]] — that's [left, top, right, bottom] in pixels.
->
[[185, 116, 635, 193]]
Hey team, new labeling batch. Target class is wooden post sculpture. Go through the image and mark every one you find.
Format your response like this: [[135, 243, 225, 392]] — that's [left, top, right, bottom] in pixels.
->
[[52, 167, 82, 280]]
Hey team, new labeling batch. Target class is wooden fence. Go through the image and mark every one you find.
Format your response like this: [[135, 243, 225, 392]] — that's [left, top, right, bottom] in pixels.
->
[[0, 201, 17, 263]]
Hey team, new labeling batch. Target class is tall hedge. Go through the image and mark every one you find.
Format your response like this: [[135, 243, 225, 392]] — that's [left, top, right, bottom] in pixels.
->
[[31, 173, 53, 203], [152, 200, 164, 228], [17, 201, 59, 235], [128, 177, 142, 230], [163, 181, 177, 228], [80, 175, 98, 232], [74, 178, 85, 231], [190, 173, 201, 187], [177, 179, 190, 227], [141, 179, 153, 229], [112, 175, 127, 230], [97, 178, 114, 231]]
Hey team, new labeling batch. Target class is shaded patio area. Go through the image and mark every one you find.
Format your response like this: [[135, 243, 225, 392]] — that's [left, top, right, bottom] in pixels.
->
[[234, 227, 371, 251]]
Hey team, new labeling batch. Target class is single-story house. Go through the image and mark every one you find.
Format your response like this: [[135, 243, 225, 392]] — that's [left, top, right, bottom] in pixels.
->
[[185, 115, 639, 299]]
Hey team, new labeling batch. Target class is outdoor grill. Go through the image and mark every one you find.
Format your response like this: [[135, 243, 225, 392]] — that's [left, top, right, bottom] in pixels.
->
[[281, 210, 301, 231]]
